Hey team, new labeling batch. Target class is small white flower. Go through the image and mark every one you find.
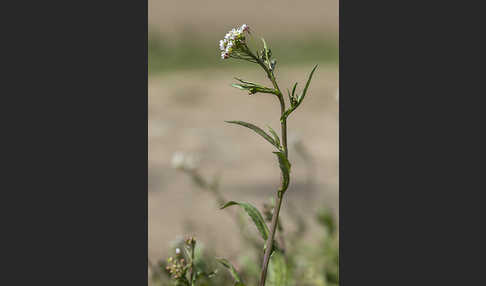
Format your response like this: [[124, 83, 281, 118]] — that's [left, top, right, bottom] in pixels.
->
[[175, 248, 181, 255], [219, 24, 251, 60], [224, 31, 233, 41], [225, 42, 233, 54], [239, 24, 249, 33]]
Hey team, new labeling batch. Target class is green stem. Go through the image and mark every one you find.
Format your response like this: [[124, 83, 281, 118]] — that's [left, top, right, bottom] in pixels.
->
[[246, 47, 289, 286], [259, 112, 288, 286], [259, 192, 284, 286]]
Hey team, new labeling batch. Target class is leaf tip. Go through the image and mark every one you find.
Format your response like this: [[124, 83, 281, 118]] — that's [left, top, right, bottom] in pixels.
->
[[220, 200, 236, 209]]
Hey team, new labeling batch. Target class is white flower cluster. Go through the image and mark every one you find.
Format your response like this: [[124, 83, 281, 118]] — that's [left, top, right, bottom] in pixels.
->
[[219, 24, 250, 59]]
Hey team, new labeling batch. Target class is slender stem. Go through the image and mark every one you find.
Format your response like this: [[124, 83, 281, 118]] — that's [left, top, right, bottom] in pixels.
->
[[245, 45, 288, 155], [244, 45, 290, 285], [259, 113, 288, 286], [259, 192, 284, 285], [247, 51, 288, 286], [279, 98, 288, 157]]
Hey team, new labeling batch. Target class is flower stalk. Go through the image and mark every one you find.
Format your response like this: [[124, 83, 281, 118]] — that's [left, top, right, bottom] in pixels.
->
[[218, 24, 318, 286], [248, 47, 290, 286]]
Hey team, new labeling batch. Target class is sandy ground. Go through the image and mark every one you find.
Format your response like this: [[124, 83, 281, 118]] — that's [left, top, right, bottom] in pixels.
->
[[148, 64, 339, 262]]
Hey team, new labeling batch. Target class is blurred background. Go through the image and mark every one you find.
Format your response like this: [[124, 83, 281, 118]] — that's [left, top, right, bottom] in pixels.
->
[[148, 0, 339, 273]]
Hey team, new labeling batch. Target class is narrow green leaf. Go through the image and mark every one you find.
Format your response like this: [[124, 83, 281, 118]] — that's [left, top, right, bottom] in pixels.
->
[[273, 151, 291, 192], [231, 84, 246, 90], [281, 66, 317, 121], [216, 258, 243, 284], [234, 77, 258, 86], [225, 121, 279, 149], [262, 38, 268, 53], [266, 251, 288, 286], [267, 125, 281, 149], [291, 82, 298, 99], [261, 38, 271, 66], [220, 201, 270, 241], [298, 64, 318, 104], [233, 79, 277, 95]]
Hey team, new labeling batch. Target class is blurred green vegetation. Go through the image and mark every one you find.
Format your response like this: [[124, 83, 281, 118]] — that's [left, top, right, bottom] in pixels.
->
[[149, 30, 338, 74], [150, 205, 338, 286], [150, 147, 339, 285]]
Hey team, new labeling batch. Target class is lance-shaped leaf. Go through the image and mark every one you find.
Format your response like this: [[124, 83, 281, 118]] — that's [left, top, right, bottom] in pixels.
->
[[290, 82, 298, 105], [273, 151, 291, 192], [231, 79, 276, 95], [280, 65, 318, 121], [225, 121, 279, 149], [287, 82, 299, 107], [216, 258, 244, 285], [234, 77, 259, 86], [231, 83, 247, 90], [297, 64, 318, 104], [220, 201, 270, 241], [261, 38, 271, 68], [291, 82, 298, 99], [267, 125, 281, 149], [266, 251, 288, 286]]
